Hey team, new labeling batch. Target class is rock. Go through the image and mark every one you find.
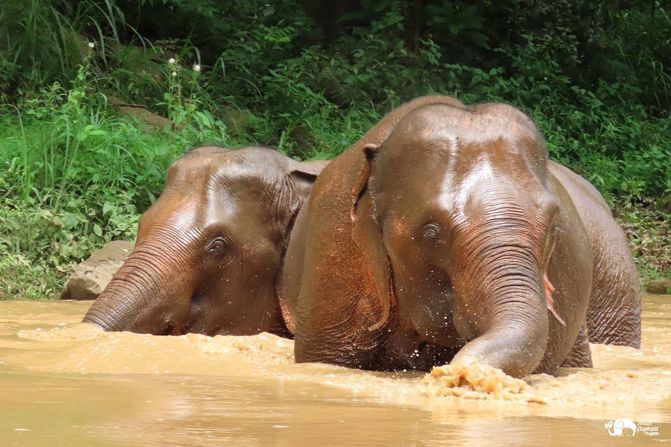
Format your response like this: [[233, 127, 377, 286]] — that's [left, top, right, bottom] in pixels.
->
[[60, 241, 134, 300], [656, 194, 671, 213], [107, 95, 176, 130], [647, 278, 671, 295], [222, 108, 255, 137], [117, 105, 174, 129]]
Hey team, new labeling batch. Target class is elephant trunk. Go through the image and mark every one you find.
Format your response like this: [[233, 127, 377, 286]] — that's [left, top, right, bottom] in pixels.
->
[[83, 241, 191, 334], [449, 207, 549, 377]]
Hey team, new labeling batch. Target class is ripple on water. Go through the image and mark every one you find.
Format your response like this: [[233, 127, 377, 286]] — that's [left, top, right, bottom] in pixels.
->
[[17, 323, 103, 342], [1, 296, 670, 426]]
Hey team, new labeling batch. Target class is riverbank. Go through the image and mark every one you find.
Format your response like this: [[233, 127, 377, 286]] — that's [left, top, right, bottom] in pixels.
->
[[614, 198, 670, 287], [1, 0, 668, 303], [0, 195, 668, 300]]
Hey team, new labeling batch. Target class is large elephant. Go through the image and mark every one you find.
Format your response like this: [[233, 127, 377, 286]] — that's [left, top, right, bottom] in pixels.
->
[[84, 146, 326, 336], [282, 96, 640, 378]]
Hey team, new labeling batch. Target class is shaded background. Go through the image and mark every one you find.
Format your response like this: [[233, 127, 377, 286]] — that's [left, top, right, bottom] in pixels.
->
[[0, 0, 669, 297]]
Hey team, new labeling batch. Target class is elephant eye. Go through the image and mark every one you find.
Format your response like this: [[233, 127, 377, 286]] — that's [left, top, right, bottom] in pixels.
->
[[422, 223, 440, 240], [206, 236, 229, 254]]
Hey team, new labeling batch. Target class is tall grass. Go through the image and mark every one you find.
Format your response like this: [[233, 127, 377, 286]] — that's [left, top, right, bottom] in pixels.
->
[[0, 0, 138, 102], [0, 1, 77, 89], [0, 0, 669, 298]]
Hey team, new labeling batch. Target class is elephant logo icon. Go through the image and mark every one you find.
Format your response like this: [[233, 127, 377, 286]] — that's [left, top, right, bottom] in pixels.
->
[[605, 419, 638, 436]]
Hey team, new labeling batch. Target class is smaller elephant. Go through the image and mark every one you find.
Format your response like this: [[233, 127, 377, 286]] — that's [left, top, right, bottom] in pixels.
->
[[605, 419, 637, 436], [83, 146, 326, 336]]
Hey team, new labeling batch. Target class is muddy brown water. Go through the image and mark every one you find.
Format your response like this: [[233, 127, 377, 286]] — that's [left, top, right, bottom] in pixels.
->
[[1, 296, 669, 446]]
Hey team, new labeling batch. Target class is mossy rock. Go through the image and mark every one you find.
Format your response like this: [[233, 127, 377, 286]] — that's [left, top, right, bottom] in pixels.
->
[[61, 241, 134, 300], [647, 278, 671, 295], [222, 108, 255, 137]]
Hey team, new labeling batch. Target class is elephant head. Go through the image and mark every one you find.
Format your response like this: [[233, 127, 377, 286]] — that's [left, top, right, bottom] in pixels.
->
[[292, 101, 592, 377], [83, 146, 325, 336]]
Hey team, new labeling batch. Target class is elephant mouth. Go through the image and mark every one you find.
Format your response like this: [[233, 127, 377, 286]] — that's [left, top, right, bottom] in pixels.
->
[[408, 341, 462, 371], [404, 288, 461, 347], [371, 339, 462, 372]]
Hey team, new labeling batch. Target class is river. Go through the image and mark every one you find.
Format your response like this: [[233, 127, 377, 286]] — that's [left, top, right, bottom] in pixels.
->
[[1, 295, 669, 446]]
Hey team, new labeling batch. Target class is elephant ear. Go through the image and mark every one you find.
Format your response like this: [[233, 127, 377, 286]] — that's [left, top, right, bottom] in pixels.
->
[[275, 159, 328, 232], [290, 159, 328, 179], [287, 159, 328, 203], [295, 143, 395, 341], [276, 158, 328, 333], [352, 144, 395, 331]]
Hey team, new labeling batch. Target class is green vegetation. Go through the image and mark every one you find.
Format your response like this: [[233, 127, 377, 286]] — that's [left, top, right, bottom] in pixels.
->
[[1, 0, 669, 298]]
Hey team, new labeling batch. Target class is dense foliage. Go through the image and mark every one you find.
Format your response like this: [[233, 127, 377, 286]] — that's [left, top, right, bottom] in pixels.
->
[[0, 0, 669, 298]]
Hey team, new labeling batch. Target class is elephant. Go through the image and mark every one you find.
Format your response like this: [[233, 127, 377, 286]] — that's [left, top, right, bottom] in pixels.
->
[[281, 96, 640, 378], [83, 146, 326, 337]]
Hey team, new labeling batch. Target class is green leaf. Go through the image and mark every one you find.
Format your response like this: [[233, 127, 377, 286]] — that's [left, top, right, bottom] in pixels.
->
[[102, 202, 115, 216], [76, 130, 88, 142], [61, 213, 80, 230]]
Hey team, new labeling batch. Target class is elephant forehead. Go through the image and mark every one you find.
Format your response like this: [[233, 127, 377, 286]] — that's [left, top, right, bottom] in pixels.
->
[[438, 155, 495, 200], [437, 156, 544, 215], [170, 146, 286, 184], [151, 176, 271, 233], [384, 102, 543, 158], [200, 181, 273, 225], [139, 193, 199, 238], [201, 188, 240, 228], [172, 157, 255, 183]]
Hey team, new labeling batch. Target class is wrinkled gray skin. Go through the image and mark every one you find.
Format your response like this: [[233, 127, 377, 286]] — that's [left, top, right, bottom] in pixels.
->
[[84, 146, 326, 337], [285, 97, 640, 378]]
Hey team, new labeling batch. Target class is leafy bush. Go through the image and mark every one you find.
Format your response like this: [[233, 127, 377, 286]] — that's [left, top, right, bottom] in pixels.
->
[[0, 60, 235, 298], [0, 0, 669, 298]]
